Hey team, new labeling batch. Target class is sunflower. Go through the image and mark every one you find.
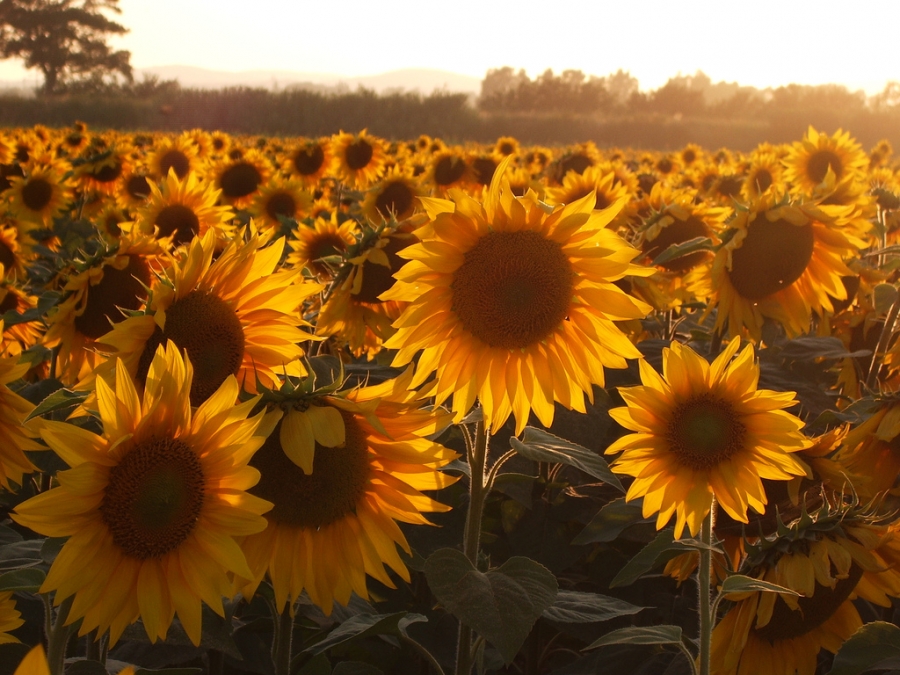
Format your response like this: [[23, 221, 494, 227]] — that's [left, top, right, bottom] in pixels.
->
[[741, 153, 783, 201], [428, 149, 470, 193], [287, 213, 358, 279], [0, 220, 33, 282], [42, 234, 166, 386], [0, 279, 43, 355], [494, 136, 520, 157], [13, 343, 272, 645], [236, 367, 457, 613], [547, 143, 600, 184], [680, 143, 705, 168], [147, 133, 200, 180], [834, 402, 900, 499], [361, 168, 423, 223], [606, 337, 808, 538], [383, 157, 653, 434], [783, 127, 869, 196], [115, 167, 154, 213], [0, 591, 23, 644], [6, 163, 71, 226], [284, 137, 333, 188], [93, 229, 320, 406], [247, 177, 312, 231], [711, 518, 900, 675], [210, 149, 272, 210], [545, 165, 632, 212], [75, 144, 130, 196], [135, 169, 234, 246], [709, 192, 864, 340], [208, 130, 233, 158], [0, 341, 42, 490], [317, 226, 415, 359], [332, 130, 387, 189]]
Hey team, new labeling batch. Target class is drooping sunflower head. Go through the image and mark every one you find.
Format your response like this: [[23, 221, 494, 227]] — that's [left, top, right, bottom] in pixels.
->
[[75, 144, 130, 196], [136, 169, 235, 247], [710, 193, 863, 340], [331, 130, 387, 190], [42, 233, 166, 385], [316, 225, 416, 359], [383, 156, 654, 433], [238, 366, 457, 613], [607, 337, 808, 538]]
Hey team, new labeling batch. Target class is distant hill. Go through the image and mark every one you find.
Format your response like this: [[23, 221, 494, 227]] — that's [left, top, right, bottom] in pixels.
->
[[135, 66, 482, 95]]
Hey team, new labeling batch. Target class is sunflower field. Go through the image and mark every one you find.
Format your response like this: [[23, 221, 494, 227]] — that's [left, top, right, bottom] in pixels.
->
[[0, 123, 899, 675]]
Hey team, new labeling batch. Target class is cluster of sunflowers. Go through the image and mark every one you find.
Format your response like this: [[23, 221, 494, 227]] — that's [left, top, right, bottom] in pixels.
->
[[0, 122, 899, 675]]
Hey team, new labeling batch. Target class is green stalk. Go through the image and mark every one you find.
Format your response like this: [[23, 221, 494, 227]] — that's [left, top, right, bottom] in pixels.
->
[[698, 504, 715, 675], [455, 419, 489, 675], [272, 604, 294, 675], [46, 595, 75, 675]]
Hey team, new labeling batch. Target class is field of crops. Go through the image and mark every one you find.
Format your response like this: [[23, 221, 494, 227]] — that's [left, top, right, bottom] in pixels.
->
[[0, 123, 898, 675]]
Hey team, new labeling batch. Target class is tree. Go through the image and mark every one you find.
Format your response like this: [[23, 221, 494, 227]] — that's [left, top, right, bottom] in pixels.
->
[[0, 0, 132, 95]]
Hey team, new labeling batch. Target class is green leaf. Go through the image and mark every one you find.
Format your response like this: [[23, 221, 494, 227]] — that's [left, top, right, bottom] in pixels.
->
[[424, 548, 558, 664], [573, 498, 648, 545], [650, 236, 713, 267], [305, 612, 427, 656], [65, 662, 109, 675], [0, 568, 46, 592], [610, 529, 684, 588], [0, 539, 45, 571], [0, 525, 23, 546], [512, 427, 623, 492], [585, 625, 684, 650], [719, 574, 801, 597], [827, 621, 900, 675], [332, 663, 383, 675], [26, 387, 90, 422], [542, 591, 645, 623], [874, 283, 899, 314], [41, 537, 66, 565]]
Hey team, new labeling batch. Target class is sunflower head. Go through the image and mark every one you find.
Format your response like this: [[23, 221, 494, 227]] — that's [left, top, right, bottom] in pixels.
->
[[607, 337, 808, 538]]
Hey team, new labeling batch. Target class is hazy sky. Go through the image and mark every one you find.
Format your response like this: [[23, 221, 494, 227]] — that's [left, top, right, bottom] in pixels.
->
[[0, 0, 897, 94]]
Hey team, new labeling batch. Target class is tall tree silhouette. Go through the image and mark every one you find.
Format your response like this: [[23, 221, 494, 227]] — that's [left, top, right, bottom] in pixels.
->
[[0, 0, 131, 95]]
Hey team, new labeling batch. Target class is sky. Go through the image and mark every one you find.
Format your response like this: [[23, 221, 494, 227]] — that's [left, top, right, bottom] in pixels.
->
[[0, 0, 898, 95]]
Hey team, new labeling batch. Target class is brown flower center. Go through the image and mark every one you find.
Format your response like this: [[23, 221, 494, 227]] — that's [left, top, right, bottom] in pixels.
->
[[451, 230, 573, 350], [138, 290, 245, 405], [90, 162, 123, 183], [470, 157, 498, 186], [806, 149, 843, 184], [373, 180, 415, 220], [433, 155, 466, 186], [264, 192, 297, 222], [344, 140, 374, 171], [353, 236, 409, 304], [751, 169, 773, 194], [21, 178, 53, 212], [159, 150, 190, 179], [250, 410, 370, 528], [100, 436, 205, 560], [643, 215, 710, 272], [126, 175, 152, 201], [219, 162, 262, 199], [727, 217, 815, 300], [155, 204, 200, 246], [293, 145, 325, 176], [666, 394, 746, 469], [74, 256, 152, 339], [754, 563, 863, 642]]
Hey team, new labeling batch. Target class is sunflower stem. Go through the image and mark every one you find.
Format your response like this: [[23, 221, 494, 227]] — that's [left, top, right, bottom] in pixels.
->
[[46, 595, 74, 675], [698, 504, 715, 675], [867, 295, 900, 389], [455, 419, 489, 675], [272, 604, 294, 675]]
